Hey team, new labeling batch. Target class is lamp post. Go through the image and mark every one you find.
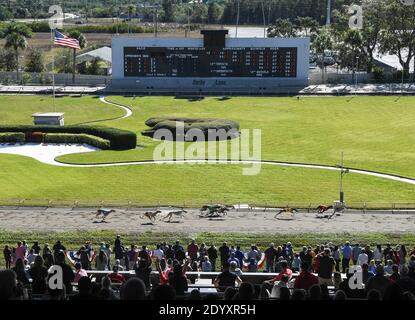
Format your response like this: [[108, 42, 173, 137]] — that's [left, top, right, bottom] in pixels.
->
[[336, 152, 349, 204]]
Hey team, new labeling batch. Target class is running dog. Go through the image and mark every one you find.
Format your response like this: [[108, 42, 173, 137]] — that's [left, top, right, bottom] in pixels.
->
[[316, 205, 333, 214], [142, 210, 162, 223], [164, 209, 187, 222], [95, 208, 115, 222], [274, 208, 298, 219]]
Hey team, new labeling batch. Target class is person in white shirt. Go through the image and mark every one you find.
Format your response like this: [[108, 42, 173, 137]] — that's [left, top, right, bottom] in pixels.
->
[[270, 274, 290, 299], [153, 244, 164, 260], [357, 249, 369, 266], [201, 257, 212, 272], [26, 249, 38, 265], [373, 245, 383, 262]]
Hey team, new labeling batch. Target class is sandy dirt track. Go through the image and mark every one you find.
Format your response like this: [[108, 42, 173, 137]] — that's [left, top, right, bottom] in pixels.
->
[[0, 207, 414, 234]]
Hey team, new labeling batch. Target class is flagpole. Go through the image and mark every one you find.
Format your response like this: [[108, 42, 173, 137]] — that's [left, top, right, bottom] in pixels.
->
[[51, 28, 56, 112]]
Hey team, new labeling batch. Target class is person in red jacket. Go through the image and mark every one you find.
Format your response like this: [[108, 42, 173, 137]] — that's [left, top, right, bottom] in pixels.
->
[[107, 265, 126, 284], [269, 260, 293, 283], [294, 262, 319, 290]]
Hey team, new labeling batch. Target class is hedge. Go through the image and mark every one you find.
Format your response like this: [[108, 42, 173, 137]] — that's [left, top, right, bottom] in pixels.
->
[[0, 125, 136, 150], [0, 132, 25, 143], [145, 117, 240, 132], [44, 133, 111, 150]]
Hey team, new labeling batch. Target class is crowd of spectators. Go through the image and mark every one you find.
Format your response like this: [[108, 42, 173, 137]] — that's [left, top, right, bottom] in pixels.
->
[[2, 237, 415, 300]]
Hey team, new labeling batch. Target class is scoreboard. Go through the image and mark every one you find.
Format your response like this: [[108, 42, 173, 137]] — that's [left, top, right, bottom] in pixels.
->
[[123, 46, 297, 78]]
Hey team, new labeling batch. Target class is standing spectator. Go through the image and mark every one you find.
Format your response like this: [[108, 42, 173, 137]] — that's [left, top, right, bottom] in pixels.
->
[[201, 256, 212, 272], [127, 245, 138, 270], [333, 246, 341, 272], [294, 262, 318, 290], [357, 249, 369, 266], [247, 258, 258, 272], [31, 241, 41, 255], [247, 245, 260, 263], [78, 247, 91, 270], [52, 240, 66, 260], [169, 260, 190, 296], [383, 244, 393, 264], [187, 239, 199, 262], [227, 252, 240, 267], [55, 251, 74, 294], [292, 253, 301, 272], [317, 248, 335, 286], [3, 245, 12, 269], [361, 263, 375, 285], [341, 242, 352, 272], [26, 249, 37, 265], [165, 245, 174, 260], [284, 242, 294, 265], [15, 241, 26, 261], [234, 246, 245, 269], [114, 238, 125, 263], [95, 250, 108, 271], [173, 240, 184, 256], [42, 243, 52, 259], [103, 243, 112, 270], [219, 242, 230, 266], [299, 246, 308, 262], [352, 244, 361, 265], [153, 244, 164, 261], [264, 243, 277, 273], [199, 243, 207, 261], [134, 258, 152, 289], [138, 245, 151, 264], [373, 244, 383, 263], [207, 245, 218, 271], [365, 245, 373, 262], [114, 235, 121, 249], [398, 245, 407, 269], [74, 262, 88, 284]]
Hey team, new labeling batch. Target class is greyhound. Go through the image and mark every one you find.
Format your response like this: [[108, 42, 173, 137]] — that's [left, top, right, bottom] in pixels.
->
[[316, 205, 333, 214], [95, 208, 115, 222], [274, 208, 298, 219], [164, 209, 187, 222], [200, 204, 234, 218], [142, 210, 162, 223]]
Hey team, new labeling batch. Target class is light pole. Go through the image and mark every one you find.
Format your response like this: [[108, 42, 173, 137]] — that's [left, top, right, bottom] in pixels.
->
[[336, 152, 349, 204]]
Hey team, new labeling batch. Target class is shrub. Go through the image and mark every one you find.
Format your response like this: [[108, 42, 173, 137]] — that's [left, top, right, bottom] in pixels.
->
[[0, 125, 137, 150], [0, 132, 25, 143], [44, 133, 110, 150]]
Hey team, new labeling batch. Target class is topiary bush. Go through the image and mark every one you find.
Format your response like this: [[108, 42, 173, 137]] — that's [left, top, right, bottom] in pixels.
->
[[143, 117, 240, 141], [0, 132, 25, 143], [0, 125, 137, 150]]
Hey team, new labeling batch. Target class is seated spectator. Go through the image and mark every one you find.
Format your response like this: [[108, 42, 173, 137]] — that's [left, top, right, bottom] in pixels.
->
[[224, 287, 238, 300], [214, 262, 242, 292], [269, 260, 293, 283], [365, 264, 393, 298], [308, 284, 322, 300], [338, 269, 365, 299], [114, 259, 124, 271], [294, 262, 318, 290], [389, 264, 400, 282], [270, 274, 290, 299], [188, 289, 201, 300], [292, 253, 301, 272], [0, 270, 18, 300], [26, 249, 37, 265], [317, 248, 335, 286], [74, 262, 88, 284], [151, 284, 176, 300], [368, 259, 377, 274], [12, 258, 30, 285], [230, 261, 243, 277], [333, 290, 347, 300], [100, 276, 117, 300], [279, 287, 291, 300], [70, 276, 94, 300], [384, 260, 394, 275], [362, 263, 374, 285], [403, 292, 415, 300], [367, 289, 382, 300], [234, 282, 255, 300], [291, 289, 307, 301], [29, 255, 48, 294], [107, 265, 126, 284], [120, 278, 146, 300], [234, 246, 245, 269], [395, 266, 415, 295]]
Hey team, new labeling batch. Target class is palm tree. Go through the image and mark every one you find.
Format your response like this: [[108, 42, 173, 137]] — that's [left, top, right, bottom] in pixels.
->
[[68, 30, 87, 84], [0, 22, 32, 82]]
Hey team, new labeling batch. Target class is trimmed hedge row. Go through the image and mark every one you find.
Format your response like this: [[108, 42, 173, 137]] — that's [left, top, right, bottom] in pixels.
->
[[0, 125, 136, 150], [145, 117, 240, 132], [44, 133, 111, 150], [0, 132, 25, 143]]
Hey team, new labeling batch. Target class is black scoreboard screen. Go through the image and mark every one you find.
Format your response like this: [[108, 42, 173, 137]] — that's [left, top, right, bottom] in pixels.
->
[[123, 47, 297, 78]]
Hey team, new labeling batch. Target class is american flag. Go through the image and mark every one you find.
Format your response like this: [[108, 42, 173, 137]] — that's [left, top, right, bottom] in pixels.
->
[[54, 30, 80, 49]]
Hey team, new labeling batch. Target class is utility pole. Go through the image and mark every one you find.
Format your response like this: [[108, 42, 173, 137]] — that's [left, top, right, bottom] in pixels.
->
[[336, 152, 349, 204], [326, 0, 332, 26]]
